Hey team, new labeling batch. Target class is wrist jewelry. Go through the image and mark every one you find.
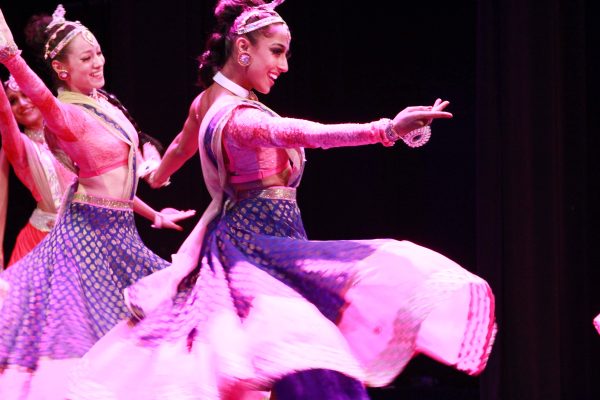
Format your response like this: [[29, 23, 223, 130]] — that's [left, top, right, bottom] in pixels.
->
[[402, 125, 431, 148], [0, 43, 20, 63], [378, 118, 400, 146], [384, 119, 401, 143]]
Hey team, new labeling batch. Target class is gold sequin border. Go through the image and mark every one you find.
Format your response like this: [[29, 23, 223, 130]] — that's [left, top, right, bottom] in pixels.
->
[[72, 193, 133, 210], [236, 187, 296, 201]]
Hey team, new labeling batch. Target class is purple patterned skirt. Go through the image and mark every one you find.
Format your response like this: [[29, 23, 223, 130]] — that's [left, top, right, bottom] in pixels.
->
[[0, 196, 169, 371], [67, 187, 495, 399]]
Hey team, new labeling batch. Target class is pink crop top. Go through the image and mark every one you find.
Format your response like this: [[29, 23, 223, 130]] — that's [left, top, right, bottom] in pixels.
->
[[222, 105, 392, 182], [4, 56, 133, 178]]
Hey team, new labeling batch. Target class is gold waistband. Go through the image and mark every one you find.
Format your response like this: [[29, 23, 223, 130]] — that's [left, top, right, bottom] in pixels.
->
[[235, 187, 296, 201], [72, 192, 133, 210]]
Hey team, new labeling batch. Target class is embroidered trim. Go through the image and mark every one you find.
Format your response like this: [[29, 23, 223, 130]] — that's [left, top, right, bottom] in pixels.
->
[[72, 193, 133, 210], [236, 186, 296, 201]]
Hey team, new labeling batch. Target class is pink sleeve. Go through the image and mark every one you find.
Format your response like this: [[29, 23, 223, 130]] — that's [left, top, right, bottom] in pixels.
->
[[2, 55, 77, 141], [225, 105, 394, 149], [0, 82, 34, 184]]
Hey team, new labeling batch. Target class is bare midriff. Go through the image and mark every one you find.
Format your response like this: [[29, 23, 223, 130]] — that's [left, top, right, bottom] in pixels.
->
[[230, 166, 292, 193], [76, 165, 132, 200]]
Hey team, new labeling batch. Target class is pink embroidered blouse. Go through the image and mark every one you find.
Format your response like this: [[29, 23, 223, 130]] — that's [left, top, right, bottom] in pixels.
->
[[3, 55, 134, 179], [222, 105, 391, 183]]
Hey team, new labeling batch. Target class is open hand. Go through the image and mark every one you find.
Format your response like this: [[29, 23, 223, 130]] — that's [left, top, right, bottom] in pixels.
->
[[392, 98, 452, 137], [152, 208, 196, 231]]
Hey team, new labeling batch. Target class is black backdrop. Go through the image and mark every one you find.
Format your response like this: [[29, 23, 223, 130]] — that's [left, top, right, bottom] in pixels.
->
[[0, 1, 598, 399]]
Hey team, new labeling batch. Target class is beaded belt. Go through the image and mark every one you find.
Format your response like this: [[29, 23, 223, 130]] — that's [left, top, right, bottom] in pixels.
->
[[235, 186, 296, 201], [72, 192, 133, 210], [29, 208, 57, 232]]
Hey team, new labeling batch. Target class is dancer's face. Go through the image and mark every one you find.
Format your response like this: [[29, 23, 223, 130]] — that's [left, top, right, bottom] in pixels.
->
[[241, 23, 290, 95], [55, 32, 105, 95], [6, 88, 43, 129]]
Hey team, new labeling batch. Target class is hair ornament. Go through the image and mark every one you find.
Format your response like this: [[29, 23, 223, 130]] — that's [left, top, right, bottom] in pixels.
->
[[43, 4, 94, 60], [4, 75, 20, 92], [46, 4, 67, 31], [232, 0, 287, 36]]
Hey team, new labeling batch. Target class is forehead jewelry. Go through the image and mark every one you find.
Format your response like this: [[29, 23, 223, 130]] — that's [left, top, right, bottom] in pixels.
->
[[232, 0, 287, 35], [44, 4, 95, 60]]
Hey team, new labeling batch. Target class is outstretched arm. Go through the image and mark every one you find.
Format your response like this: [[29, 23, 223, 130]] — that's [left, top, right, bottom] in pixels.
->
[[148, 95, 202, 188], [226, 99, 452, 149], [0, 9, 77, 141]]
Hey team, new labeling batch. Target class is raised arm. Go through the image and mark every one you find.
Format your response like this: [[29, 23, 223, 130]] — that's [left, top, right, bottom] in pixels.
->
[[1, 56, 76, 142], [225, 100, 452, 150], [0, 9, 76, 141], [148, 95, 202, 188], [0, 82, 30, 173]]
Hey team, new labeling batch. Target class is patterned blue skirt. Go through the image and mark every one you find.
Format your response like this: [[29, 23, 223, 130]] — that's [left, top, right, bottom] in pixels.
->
[[0, 198, 169, 371], [68, 187, 495, 399]]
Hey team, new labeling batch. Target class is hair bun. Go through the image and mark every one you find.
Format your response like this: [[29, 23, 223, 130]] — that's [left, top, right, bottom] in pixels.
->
[[24, 14, 53, 55]]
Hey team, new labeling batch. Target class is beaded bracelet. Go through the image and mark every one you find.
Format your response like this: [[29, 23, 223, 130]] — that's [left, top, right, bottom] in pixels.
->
[[383, 119, 401, 144]]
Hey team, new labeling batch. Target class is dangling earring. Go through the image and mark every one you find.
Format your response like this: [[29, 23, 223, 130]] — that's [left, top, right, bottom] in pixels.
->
[[238, 52, 251, 67], [58, 70, 69, 80]]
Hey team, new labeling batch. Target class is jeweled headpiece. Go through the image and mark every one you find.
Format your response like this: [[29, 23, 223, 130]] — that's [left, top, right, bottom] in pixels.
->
[[231, 0, 287, 35], [4, 75, 20, 92], [43, 4, 97, 60]]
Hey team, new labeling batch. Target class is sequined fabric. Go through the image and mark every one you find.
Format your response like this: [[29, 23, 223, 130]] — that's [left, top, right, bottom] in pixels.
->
[[0, 201, 169, 371]]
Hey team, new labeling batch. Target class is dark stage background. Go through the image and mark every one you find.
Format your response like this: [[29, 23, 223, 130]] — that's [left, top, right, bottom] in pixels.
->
[[0, 1, 598, 399]]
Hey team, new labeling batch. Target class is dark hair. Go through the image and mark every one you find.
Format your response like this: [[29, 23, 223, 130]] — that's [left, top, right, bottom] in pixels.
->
[[197, 0, 271, 88], [24, 14, 83, 90], [98, 89, 165, 154]]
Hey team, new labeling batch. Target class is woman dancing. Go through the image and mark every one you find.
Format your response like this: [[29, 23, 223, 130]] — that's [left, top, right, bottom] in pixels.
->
[[67, 1, 496, 399], [0, 75, 74, 269], [0, 5, 193, 399]]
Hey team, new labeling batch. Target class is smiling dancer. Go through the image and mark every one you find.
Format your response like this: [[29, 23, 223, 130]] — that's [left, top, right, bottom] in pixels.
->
[[67, 1, 496, 399], [0, 5, 194, 398], [0, 75, 74, 270]]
